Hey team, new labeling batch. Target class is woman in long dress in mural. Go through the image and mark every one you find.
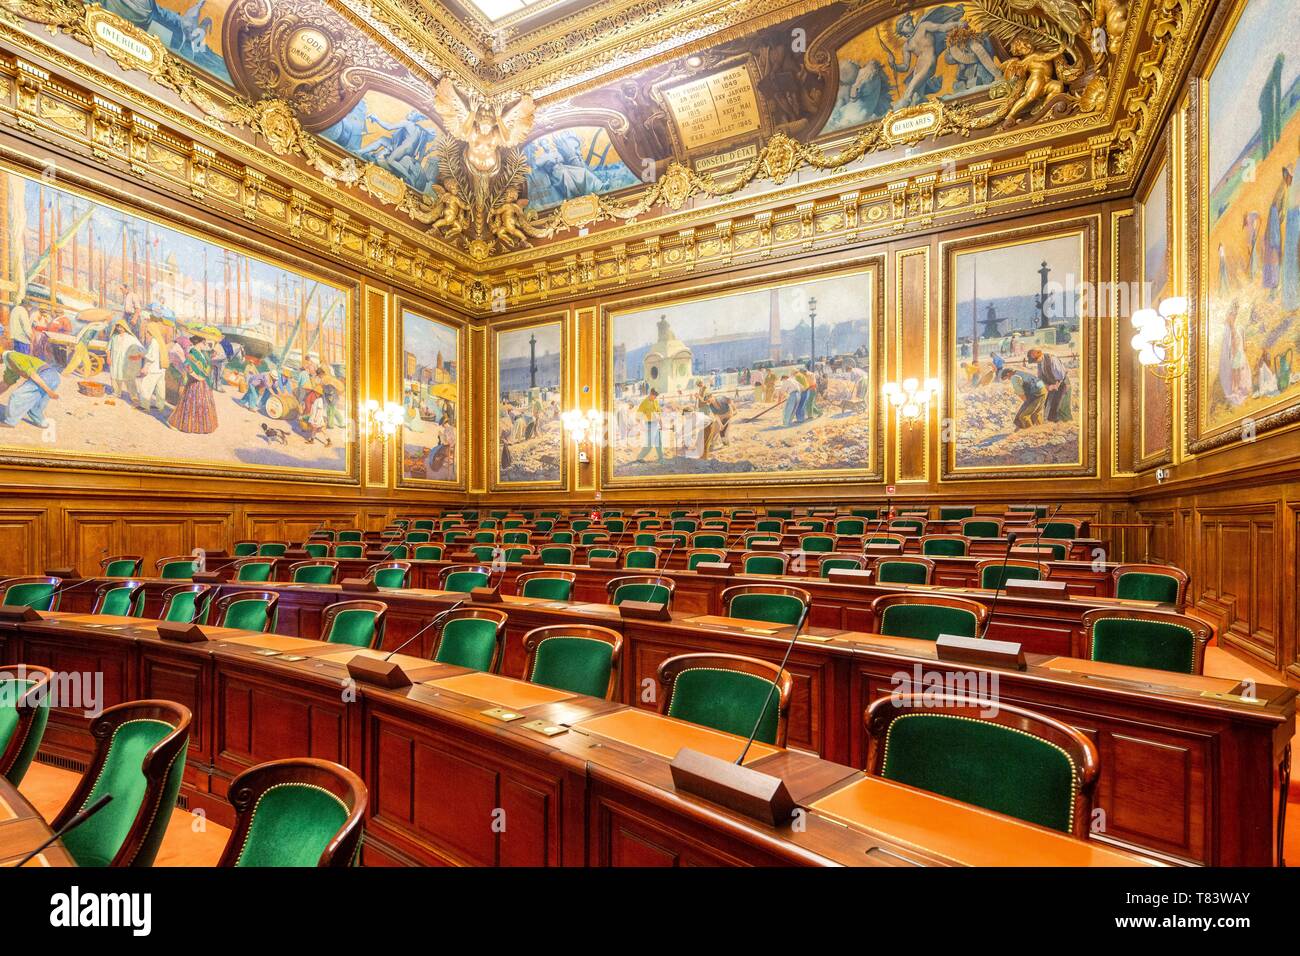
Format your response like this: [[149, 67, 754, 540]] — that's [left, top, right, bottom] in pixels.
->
[[168, 329, 221, 434], [1218, 303, 1253, 407]]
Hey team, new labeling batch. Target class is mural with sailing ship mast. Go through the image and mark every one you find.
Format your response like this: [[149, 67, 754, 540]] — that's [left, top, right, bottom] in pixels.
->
[[0, 167, 354, 478]]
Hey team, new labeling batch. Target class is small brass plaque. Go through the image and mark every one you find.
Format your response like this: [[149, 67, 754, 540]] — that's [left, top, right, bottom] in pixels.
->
[[481, 707, 524, 722], [522, 719, 567, 737]]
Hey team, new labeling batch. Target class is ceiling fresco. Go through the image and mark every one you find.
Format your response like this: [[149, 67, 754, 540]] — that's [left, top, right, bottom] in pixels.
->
[[4, 0, 1141, 263]]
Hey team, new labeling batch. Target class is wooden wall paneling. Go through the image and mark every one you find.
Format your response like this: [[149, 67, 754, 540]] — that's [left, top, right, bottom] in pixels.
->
[[0, 508, 48, 575], [1194, 501, 1281, 667]]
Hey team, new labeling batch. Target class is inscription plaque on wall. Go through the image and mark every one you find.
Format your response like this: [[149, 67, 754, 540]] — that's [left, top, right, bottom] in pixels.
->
[[661, 66, 761, 151]]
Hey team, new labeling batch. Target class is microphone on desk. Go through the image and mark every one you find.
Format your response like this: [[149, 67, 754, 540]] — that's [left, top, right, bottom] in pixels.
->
[[385, 600, 466, 661], [16, 794, 112, 867], [1029, 503, 1064, 578], [735, 602, 810, 766], [978, 522, 1030, 640], [346, 601, 466, 690]]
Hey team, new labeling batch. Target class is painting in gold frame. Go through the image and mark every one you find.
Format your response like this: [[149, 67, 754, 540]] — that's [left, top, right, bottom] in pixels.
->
[[1136, 139, 1174, 469], [1188, 0, 1300, 453], [490, 314, 567, 490], [941, 217, 1098, 480], [395, 303, 464, 489], [0, 162, 358, 483], [600, 261, 884, 489]]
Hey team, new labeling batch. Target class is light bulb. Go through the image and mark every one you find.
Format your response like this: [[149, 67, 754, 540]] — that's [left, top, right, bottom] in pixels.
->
[[1158, 296, 1187, 318], [902, 377, 919, 394], [1131, 308, 1158, 330]]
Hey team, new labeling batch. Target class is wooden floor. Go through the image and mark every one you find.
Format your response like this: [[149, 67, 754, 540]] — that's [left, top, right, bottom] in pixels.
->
[[16, 642, 1300, 866]]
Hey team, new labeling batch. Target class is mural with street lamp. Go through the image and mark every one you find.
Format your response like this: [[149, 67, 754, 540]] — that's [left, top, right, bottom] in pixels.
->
[[495, 319, 564, 486]]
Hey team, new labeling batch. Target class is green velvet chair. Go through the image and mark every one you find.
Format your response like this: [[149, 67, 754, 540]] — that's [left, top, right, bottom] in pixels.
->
[[1081, 608, 1211, 674], [623, 548, 660, 570], [517, 571, 576, 601], [889, 519, 926, 535], [874, 556, 934, 585], [766, 509, 793, 520], [54, 699, 191, 866], [920, 534, 969, 557], [722, 584, 810, 626], [659, 652, 791, 746], [522, 625, 622, 699], [158, 584, 213, 624], [866, 693, 1099, 836], [849, 509, 878, 520], [692, 533, 728, 550], [581, 532, 610, 546], [0, 663, 52, 785], [533, 520, 555, 535], [871, 593, 986, 641], [443, 531, 469, 545], [289, 560, 338, 584], [939, 507, 975, 521], [550, 531, 575, 545], [539, 546, 575, 566], [799, 534, 837, 554], [672, 519, 698, 533], [412, 520, 435, 532], [232, 541, 259, 557], [502, 547, 532, 564], [156, 556, 196, 580], [701, 509, 725, 520], [571, 520, 592, 534], [742, 552, 788, 576], [431, 608, 508, 672], [961, 518, 1004, 539], [1112, 564, 1188, 609], [440, 564, 490, 593], [100, 555, 143, 577], [257, 542, 289, 557], [367, 562, 411, 589], [234, 559, 276, 583], [1013, 539, 1070, 561], [470, 545, 499, 563], [334, 544, 365, 559], [502, 531, 531, 545], [473, 531, 497, 545], [607, 575, 674, 607], [744, 533, 781, 549], [756, 519, 785, 534], [687, 549, 726, 571], [1040, 519, 1082, 540], [337, 531, 363, 543], [0, 576, 60, 611], [303, 543, 331, 558], [319, 600, 387, 649], [91, 580, 145, 617], [384, 544, 411, 560], [834, 518, 867, 536], [977, 559, 1043, 590], [588, 547, 619, 561], [405, 531, 432, 543], [414, 545, 444, 561], [633, 533, 659, 547], [211, 590, 280, 633], [819, 554, 866, 578]]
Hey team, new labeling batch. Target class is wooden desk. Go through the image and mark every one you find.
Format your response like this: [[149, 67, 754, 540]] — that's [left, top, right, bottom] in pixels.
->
[[0, 612, 1149, 868], [0, 776, 73, 867]]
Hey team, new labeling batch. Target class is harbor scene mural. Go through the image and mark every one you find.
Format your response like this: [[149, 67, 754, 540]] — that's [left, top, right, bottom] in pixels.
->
[[1202, 0, 1300, 435], [400, 311, 458, 484], [496, 321, 563, 485], [949, 229, 1087, 472], [0, 168, 352, 476], [607, 271, 876, 481]]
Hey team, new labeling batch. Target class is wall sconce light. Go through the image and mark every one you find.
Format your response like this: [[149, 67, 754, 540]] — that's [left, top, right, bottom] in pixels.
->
[[562, 408, 604, 463], [1131, 296, 1188, 381], [364, 399, 404, 437], [882, 377, 941, 426]]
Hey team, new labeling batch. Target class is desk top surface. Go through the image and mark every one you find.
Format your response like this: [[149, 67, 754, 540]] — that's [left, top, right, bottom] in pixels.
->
[[0, 777, 73, 868]]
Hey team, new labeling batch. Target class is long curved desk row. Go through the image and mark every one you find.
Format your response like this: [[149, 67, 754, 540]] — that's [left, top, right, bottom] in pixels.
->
[[34, 576, 1298, 866], [0, 612, 1149, 868]]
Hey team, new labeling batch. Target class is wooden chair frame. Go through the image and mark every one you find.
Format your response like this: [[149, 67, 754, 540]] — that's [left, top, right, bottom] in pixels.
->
[[320, 600, 389, 650], [0, 576, 62, 610], [721, 583, 812, 621], [210, 590, 281, 632], [155, 555, 197, 578], [919, 534, 971, 556], [367, 561, 413, 588], [606, 574, 676, 605], [657, 652, 793, 748], [869, 593, 989, 636], [158, 584, 214, 623], [0, 663, 53, 781], [516, 570, 577, 600], [740, 551, 790, 575], [622, 546, 662, 569], [1079, 607, 1212, 675], [232, 557, 277, 582], [100, 554, 143, 576], [430, 607, 509, 672], [974, 558, 1051, 589], [439, 564, 492, 590], [521, 624, 623, 700], [288, 559, 339, 584], [90, 580, 145, 615], [960, 517, 1006, 538], [1111, 563, 1190, 610], [872, 554, 936, 584]]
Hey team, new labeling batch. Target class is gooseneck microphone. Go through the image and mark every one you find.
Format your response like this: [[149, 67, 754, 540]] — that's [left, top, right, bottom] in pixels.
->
[[383, 600, 466, 661], [16, 794, 112, 866], [735, 602, 811, 765]]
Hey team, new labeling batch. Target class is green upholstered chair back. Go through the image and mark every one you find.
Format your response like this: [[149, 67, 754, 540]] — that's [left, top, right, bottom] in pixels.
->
[[588, 547, 619, 560], [872, 707, 1084, 834], [434, 614, 506, 671], [624, 550, 659, 569], [610, 582, 672, 606], [877, 601, 979, 641], [756, 519, 784, 533], [766, 509, 793, 519], [1084, 609, 1209, 674], [413, 520, 435, 531], [962, 520, 1002, 538], [322, 604, 385, 649], [876, 559, 931, 585], [406, 531, 431, 543], [799, 519, 827, 533], [533, 520, 554, 534], [444, 531, 468, 544], [503, 548, 532, 563], [257, 543, 288, 557], [384, 545, 410, 560], [939, 507, 975, 520], [232, 542, 258, 557], [1114, 569, 1183, 605], [663, 661, 783, 744], [160, 586, 212, 624], [303, 543, 331, 558], [525, 628, 620, 698], [0, 579, 59, 611], [570, 520, 591, 533], [725, 589, 807, 626], [471, 545, 498, 563], [701, 510, 724, 519], [520, 576, 574, 600], [979, 563, 1041, 590], [103, 557, 142, 577], [633, 533, 658, 547], [370, 565, 410, 589], [291, 563, 337, 584], [217, 594, 277, 633], [550, 531, 574, 544], [693, 534, 727, 550], [57, 702, 190, 867], [334, 544, 364, 558], [850, 509, 878, 519], [235, 561, 275, 583], [540, 547, 574, 566], [232, 781, 351, 867], [921, 536, 968, 556], [834, 519, 866, 536], [93, 583, 145, 617], [337, 531, 363, 542], [502, 532, 530, 545], [688, 550, 725, 570], [444, 569, 490, 593], [0, 666, 52, 785], [1040, 521, 1079, 539], [889, 519, 925, 533], [474, 531, 497, 544], [605, 520, 626, 534], [820, 556, 864, 577], [581, 532, 609, 546], [742, 554, 787, 576], [413, 545, 444, 561], [672, 519, 698, 532], [800, 535, 836, 554]]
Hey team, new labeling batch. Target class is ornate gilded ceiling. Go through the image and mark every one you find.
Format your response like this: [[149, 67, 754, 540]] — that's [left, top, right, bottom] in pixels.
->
[[0, 0, 1200, 290]]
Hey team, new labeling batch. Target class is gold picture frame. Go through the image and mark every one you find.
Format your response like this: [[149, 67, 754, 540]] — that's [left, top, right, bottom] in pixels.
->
[[1135, 129, 1175, 470], [940, 216, 1099, 480], [489, 311, 569, 492]]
